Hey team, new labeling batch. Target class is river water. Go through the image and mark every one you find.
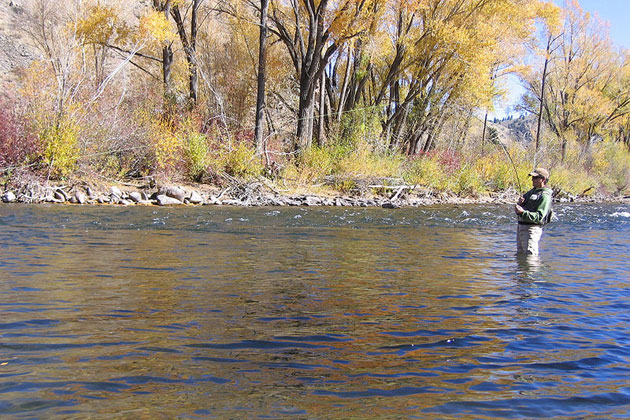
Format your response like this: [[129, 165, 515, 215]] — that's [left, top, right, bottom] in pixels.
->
[[0, 203, 629, 419]]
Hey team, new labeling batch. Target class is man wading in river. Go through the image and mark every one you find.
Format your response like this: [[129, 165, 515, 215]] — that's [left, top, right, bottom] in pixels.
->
[[514, 168, 553, 256]]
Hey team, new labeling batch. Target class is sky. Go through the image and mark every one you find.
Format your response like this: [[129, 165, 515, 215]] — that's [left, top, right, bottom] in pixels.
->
[[579, 0, 630, 49], [493, 0, 630, 118]]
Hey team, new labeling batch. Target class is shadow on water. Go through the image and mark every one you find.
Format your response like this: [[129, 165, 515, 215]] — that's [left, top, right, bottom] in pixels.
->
[[0, 203, 629, 418]]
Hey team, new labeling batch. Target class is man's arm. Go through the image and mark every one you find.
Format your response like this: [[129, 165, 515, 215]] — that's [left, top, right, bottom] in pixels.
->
[[519, 192, 551, 224]]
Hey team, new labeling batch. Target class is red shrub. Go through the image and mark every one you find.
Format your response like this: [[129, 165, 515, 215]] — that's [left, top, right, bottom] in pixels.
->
[[415, 149, 462, 175], [0, 97, 40, 171]]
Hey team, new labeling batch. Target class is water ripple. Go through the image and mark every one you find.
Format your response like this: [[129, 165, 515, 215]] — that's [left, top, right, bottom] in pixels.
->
[[0, 203, 628, 418]]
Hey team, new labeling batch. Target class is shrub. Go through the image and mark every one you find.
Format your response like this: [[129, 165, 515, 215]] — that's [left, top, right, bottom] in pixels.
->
[[0, 98, 39, 172], [474, 148, 530, 191], [547, 165, 593, 195], [338, 107, 382, 149], [402, 154, 448, 190], [452, 165, 485, 195], [215, 141, 263, 179], [39, 119, 80, 179], [338, 144, 404, 178], [150, 118, 180, 174], [298, 144, 349, 179], [591, 141, 630, 194], [183, 132, 209, 181]]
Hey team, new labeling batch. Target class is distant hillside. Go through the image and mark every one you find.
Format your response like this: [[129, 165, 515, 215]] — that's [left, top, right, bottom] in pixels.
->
[[489, 114, 536, 144], [0, 1, 39, 86]]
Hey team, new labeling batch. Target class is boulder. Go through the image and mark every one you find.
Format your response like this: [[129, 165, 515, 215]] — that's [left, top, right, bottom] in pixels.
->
[[304, 196, 322, 206], [156, 194, 182, 206], [75, 191, 87, 204], [204, 195, 221, 205], [382, 201, 400, 209], [158, 186, 187, 202], [188, 190, 204, 204], [54, 190, 67, 202], [269, 196, 285, 206], [1, 191, 16, 203], [128, 192, 143, 203], [110, 186, 123, 200]]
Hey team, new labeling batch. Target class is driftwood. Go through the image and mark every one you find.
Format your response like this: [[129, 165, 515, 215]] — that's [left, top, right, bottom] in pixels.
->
[[579, 186, 594, 197]]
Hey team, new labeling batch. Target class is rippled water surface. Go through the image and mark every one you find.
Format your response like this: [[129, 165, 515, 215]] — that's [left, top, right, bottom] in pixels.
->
[[1, 203, 629, 419]]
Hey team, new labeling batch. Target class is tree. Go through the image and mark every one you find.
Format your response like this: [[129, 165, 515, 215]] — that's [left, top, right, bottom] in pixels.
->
[[520, 0, 624, 162], [170, 0, 206, 106], [266, 0, 385, 152], [21, 0, 85, 121], [370, 0, 546, 154], [76, 3, 130, 87]]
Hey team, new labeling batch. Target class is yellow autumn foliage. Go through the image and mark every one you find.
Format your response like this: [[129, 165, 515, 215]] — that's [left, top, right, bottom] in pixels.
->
[[39, 118, 80, 179], [139, 10, 176, 45], [76, 5, 130, 45]]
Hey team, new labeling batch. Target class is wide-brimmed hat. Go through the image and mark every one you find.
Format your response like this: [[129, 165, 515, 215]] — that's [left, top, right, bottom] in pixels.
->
[[528, 167, 549, 180]]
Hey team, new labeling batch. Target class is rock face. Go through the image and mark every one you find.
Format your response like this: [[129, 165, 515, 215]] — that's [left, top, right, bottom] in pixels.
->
[[0, 3, 40, 85]]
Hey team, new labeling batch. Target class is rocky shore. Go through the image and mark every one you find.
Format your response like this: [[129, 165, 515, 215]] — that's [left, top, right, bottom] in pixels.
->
[[0, 178, 624, 208]]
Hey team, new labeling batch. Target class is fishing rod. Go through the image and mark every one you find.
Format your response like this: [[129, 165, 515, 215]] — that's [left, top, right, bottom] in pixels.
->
[[496, 140, 522, 192]]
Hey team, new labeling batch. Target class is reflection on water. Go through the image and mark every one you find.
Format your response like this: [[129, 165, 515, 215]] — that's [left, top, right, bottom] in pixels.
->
[[0, 204, 629, 419]]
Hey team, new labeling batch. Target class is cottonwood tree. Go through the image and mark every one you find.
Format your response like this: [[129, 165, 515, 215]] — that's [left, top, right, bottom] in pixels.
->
[[520, 0, 628, 161], [21, 0, 86, 122], [362, 0, 546, 154], [170, 0, 210, 106], [80, 0, 206, 106], [265, 0, 386, 152], [76, 4, 131, 87]]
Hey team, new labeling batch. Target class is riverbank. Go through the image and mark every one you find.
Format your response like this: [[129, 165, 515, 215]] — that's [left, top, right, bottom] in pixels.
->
[[1, 176, 626, 208]]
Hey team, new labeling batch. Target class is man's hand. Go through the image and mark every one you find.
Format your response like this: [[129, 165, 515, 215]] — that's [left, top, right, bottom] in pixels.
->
[[518, 197, 525, 205], [515, 204, 524, 215]]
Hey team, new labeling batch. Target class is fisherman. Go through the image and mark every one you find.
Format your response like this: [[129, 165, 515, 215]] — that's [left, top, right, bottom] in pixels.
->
[[514, 168, 553, 256]]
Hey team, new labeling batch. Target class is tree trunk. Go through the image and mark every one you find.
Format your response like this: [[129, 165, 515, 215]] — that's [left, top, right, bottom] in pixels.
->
[[154, 1, 174, 101], [170, 0, 201, 106], [254, 0, 269, 155], [296, 78, 316, 152], [561, 136, 567, 162], [162, 44, 174, 101], [337, 47, 352, 122], [317, 70, 326, 146], [535, 52, 550, 154], [481, 111, 488, 154]]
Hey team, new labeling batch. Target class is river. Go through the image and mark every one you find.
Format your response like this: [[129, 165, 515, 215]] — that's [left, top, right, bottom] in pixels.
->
[[0, 203, 629, 419]]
